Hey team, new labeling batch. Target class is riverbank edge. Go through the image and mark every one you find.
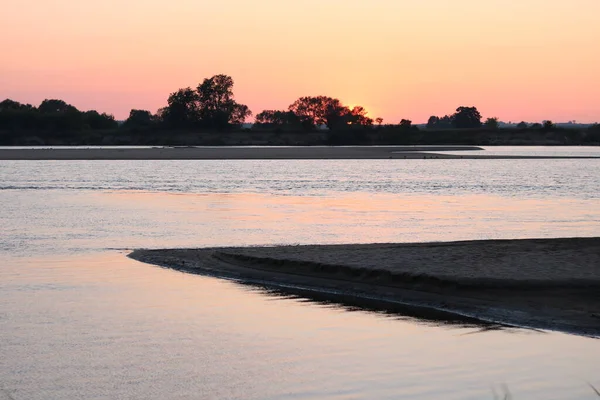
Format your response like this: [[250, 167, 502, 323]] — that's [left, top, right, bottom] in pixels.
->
[[3, 146, 600, 160], [128, 238, 600, 338]]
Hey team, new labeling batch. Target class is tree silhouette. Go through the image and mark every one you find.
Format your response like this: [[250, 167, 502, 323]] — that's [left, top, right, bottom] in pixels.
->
[[427, 115, 452, 129], [83, 110, 118, 130], [159, 88, 199, 128], [288, 96, 327, 128], [516, 121, 528, 129], [230, 104, 252, 125], [157, 75, 251, 129], [38, 99, 78, 114], [124, 109, 156, 129], [427, 116, 439, 129], [543, 120, 555, 131], [399, 119, 412, 128], [348, 106, 373, 126], [0, 99, 35, 111], [255, 110, 300, 127], [484, 117, 499, 130], [452, 106, 482, 129], [375, 117, 383, 126], [197, 74, 251, 128], [288, 96, 372, 129]]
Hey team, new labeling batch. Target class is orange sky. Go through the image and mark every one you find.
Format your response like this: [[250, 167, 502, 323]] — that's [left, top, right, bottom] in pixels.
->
[[1, 0, 599, 123]]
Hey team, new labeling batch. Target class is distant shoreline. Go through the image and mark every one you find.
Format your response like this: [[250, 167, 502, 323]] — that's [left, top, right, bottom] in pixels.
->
[[2, 146, 600, 160], [129, 238, 600, 337]]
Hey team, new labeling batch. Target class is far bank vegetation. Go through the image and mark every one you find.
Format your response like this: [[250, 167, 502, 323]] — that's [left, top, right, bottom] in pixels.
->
[[1, 74, 598, 146]]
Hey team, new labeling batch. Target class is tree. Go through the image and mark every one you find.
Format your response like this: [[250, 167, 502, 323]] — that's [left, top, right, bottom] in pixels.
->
[[288, 96, 372, 129], [427, 116, 439, 129], [0, 99, 35, 111], [160, 87, 199, 128], [516, 121, 528, 129], [451, 106, 482, 129], [35, 99, 84, 131], [38, 99, 78, 114], [323, 98, 350, 129], [196, 74, 251, 129], [288, 96, 327, 128], [399, 119, 412, 128], [427, 115, 453, 129], [255, 110, 300, 126], [0, 99, 38, 130], [543, 120, 555, 130], [484, 117, 499, 130], [531, 123, 543, 129], [124, 109, 156, 129], [375, 117, 383, 126], [83, 110, 118, 130], [230, 104, 252, 125], [347, 106, 373, 126], [158, 75, 251, 129]]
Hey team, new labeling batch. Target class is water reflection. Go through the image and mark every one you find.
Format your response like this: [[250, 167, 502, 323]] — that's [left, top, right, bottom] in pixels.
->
[[224, 276, 523, 334]]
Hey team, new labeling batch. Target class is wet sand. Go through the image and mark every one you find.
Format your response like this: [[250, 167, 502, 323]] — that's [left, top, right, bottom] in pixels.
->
[[129, 238, 600, 336], [2, 146, 599, 160]]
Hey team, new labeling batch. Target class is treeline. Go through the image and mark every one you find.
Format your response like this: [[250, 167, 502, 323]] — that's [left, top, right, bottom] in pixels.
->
[[1, 74, 599, 145], [0, 99, 118, 131]]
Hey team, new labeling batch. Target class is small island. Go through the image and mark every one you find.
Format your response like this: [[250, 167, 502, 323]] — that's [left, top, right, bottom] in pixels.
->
[[130, 237, 600, 337]]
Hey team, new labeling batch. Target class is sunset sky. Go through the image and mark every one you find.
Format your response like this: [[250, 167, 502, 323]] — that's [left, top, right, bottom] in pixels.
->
[[1, 0, 599, 123]]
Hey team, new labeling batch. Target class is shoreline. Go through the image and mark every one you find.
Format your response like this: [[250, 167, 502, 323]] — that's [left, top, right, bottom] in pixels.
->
[[129, 238, 600, 337], [2, 146, 600, 160]]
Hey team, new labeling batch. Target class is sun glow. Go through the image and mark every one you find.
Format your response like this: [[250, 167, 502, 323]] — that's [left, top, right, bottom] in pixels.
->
[[1, 0, 599, 122]]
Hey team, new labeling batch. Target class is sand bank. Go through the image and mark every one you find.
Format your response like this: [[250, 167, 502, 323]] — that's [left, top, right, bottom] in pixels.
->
[[129, 237, 600, 336], [1, 146, 472, 160], [2, 146, 599, 160]]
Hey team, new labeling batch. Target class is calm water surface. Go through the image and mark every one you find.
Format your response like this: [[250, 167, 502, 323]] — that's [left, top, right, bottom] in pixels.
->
[[1, 158, 599, 399], [428, 146, 600, 157]]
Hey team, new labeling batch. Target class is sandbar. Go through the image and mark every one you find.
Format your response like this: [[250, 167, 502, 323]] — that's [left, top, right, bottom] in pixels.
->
[[129, 237, 600, 336], [2, 146, 599, 160]]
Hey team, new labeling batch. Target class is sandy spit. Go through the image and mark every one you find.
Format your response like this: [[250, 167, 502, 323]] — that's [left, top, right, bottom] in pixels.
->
[[129, 237, 600, 337], [3, 146, 599, 160]]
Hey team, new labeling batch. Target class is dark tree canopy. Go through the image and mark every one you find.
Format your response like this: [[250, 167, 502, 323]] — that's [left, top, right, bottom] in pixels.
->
[[399, 119, 412, 128], [426, 115, 452, 129], [484, 117, 499, 130], [452, 106, 482, 129], [0, 99, 35, 111], [255, 110, 300, 127], [426, 107, 482, 129], [348, 106, 373, 127], [82, 110, 118, 130], [158, 75, 251, 129], [124, 109, 156, 129], [38, 99, 79, 114], [288, 96, 372, 129], [159, 87, 199, 128], [0, 98, 116, 132], [1, 75, 593, 146], [543, 120, 555, 130]]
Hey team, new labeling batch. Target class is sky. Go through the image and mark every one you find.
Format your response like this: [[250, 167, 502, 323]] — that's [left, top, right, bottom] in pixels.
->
[[1, 0, 599, 123]]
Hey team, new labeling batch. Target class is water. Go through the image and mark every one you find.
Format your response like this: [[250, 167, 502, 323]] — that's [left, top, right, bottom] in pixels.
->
[[1, 156, 599, 399], [427, 146, 600, 158]]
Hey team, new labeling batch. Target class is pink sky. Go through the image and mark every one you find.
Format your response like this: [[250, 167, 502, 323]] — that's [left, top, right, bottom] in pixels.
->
[[1, 0, 599, 123]]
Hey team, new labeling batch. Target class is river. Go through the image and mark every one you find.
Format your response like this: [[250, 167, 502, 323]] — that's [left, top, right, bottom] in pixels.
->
[[1, 153, 599, 399]]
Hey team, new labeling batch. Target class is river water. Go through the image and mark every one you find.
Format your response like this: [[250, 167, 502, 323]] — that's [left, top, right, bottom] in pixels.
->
[[1, 153, 600, 399]]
